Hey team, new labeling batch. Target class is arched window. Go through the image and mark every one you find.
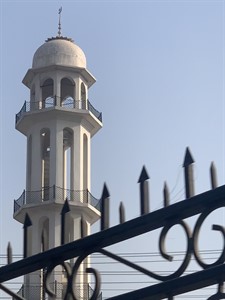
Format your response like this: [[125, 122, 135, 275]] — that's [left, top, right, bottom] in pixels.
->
[[61, 78, 75, 108], [41, 128, 50, 200], [41, 78, 54, 108], [40, 217, 49, 251], [45, 96, 55, 108], [31, 85, 35, 102], [27, 135, 32, 191], [63, 128, 73, 193], [81, 82, 86, 109], [30, 85, 37, 110], [83, 134, 88, 195], [61, 96, 74, 109]]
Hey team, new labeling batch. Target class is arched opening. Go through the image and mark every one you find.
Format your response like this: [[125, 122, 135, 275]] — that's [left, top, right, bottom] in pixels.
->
[[61, 96, 75, 109], [83, 134, 88, 196], [27, 135, 32, 191], [64, 215, 74, 244], [39, 217, 49, 298], [45, 96, 55, 108], [81, 82, 86, 109], [61, 78, 75, 108], [41, 129, 50, 200], [40, 217, 49, 251], [31, 85, 35, 102], [30, 85, 37, 110], [41, 78, 54, 108], [63, 128, 73, 195]]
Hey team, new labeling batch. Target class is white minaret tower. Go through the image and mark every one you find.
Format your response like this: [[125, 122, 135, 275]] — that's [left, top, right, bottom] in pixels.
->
[[13, 18, 102, 299]]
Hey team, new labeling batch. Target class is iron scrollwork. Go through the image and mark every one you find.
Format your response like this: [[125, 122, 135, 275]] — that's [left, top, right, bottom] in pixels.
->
[[44, 253, 101, 300], [40, 204, 225, 300], [1, 156, 225, 299]]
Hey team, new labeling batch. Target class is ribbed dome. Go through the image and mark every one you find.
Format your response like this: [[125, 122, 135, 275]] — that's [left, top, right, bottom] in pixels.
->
[[32, 37, 87, 69]]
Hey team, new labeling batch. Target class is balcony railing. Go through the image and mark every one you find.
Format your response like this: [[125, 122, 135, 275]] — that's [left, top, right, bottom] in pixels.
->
[[15, 283, 102, 300], [14, 186, 101, 214], [15, 97, 102, 125]]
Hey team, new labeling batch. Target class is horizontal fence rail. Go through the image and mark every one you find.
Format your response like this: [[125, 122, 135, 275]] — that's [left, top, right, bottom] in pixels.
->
[[14, 186, 101, 213], [15, 96, 102, 124]]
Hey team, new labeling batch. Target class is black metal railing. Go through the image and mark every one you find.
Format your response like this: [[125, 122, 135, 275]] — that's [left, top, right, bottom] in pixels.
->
[[14, 186, 101, 214], [15, 283, 102, 300], [15, 96, 102, 124]]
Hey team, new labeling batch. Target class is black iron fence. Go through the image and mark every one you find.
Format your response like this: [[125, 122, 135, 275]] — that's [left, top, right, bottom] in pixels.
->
[[15, 97, 102, 124], [14, 186, 101, 214], [2, 148, 225, 299]]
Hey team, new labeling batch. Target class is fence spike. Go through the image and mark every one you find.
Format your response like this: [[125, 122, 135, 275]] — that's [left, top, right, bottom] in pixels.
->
[[138, 166, 150, 215], [183, 147, 195, 199], [23, 213, 32, 258], [61, 198, 70, 245], [119, 202, 125, 224], [210, 162, 218, 190], [163, 181, 170, 207], [7, 242, 12, 264], [100, 183, 110, 230]]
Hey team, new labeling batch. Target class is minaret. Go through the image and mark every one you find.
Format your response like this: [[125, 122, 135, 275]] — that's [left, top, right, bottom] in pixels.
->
[[13, 18, 102, 299]]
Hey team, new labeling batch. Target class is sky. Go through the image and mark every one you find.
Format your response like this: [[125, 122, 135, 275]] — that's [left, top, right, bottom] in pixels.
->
[[0, 0, 225, 299]]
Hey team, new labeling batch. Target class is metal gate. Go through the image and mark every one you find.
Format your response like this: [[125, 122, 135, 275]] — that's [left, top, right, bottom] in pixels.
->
[[1, 147, 225, 299]]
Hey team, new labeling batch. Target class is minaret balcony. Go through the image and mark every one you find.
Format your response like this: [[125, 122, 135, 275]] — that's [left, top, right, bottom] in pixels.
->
[[15, 97, 102, 125], [14, 186, 101, 214]]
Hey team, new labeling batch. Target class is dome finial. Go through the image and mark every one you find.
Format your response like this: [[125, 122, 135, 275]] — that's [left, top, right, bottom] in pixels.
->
[[58, 6, 62, 37]]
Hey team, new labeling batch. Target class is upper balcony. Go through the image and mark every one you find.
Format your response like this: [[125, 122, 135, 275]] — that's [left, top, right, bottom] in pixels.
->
[[14, 185, 101, 214], [15, 96, 102, 125]]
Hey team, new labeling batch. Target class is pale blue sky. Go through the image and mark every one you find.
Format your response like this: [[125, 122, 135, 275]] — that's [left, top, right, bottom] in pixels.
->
[[0, 0, 225, 298]]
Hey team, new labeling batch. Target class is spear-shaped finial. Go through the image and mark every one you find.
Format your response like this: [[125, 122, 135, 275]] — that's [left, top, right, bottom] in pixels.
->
[[23, 213, 32, 258], [163, 181, 170, 207], [210, 161, 218, 190], [183, 147, 195, 199], [7, 242, 12, 264], [61, 198, 70, 245], [58, 7, 62, 37], [119, 202, 125, 224], [100, 183, 110, 231], [138, 166, 150, 215]]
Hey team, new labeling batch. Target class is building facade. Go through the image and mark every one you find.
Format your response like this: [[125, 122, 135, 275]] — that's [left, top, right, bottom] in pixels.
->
[[13, 31, 102, 299]]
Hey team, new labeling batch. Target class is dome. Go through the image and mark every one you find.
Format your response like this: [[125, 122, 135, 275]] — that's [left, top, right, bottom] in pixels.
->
[[32, 37, 87, 69]]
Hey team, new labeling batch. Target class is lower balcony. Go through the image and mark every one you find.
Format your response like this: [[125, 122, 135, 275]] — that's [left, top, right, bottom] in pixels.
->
[[14, 186, 101, 214]]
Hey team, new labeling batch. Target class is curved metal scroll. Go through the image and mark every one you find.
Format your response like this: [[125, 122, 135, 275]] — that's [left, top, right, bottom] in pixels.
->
[[193, 207, 225, 269], [44, 253, 101, 300]]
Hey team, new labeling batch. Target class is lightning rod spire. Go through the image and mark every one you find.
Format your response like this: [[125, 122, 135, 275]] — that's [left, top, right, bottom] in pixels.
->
[[58, 7, 62, 37]]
